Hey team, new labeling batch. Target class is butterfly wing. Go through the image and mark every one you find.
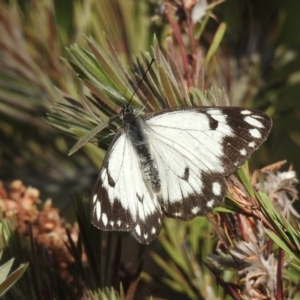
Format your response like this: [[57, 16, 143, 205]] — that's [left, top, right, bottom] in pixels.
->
[[91, 130, 163, 244], [145, 107, 272, 219]]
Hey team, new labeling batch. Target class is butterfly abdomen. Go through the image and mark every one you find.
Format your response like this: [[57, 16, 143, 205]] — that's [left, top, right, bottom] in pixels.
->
[[124, 114, 161, 193]]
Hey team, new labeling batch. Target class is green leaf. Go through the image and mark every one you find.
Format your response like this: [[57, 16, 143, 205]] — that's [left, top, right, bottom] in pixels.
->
[[287, 261, 300, 273], [0, 257, 14, 283], [236, 163, 255, 197], [87, 38, 131, 97], [265, 229, 300, 263], [205, 22, 227, 65], [151, 253, 197, 299], [68, 118, 115, 155], [0, 263, 28, 297], [194, 8, 212, 39]]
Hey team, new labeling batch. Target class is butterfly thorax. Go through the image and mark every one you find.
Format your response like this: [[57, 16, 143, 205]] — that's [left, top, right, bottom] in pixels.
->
[[121, 105, 161, 194]]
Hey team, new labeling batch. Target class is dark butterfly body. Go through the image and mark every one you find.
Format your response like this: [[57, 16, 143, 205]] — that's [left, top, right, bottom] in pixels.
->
[[91, 106, 272, 244]]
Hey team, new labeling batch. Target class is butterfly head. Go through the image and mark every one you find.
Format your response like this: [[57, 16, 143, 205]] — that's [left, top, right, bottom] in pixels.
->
[[119, 104, 136, 123]]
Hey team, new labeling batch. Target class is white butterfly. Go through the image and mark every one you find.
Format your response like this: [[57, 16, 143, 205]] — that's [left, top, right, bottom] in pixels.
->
[[91, 105, 272, 244]]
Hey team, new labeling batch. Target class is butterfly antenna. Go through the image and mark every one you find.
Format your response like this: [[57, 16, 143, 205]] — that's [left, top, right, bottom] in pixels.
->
[[128, 58, 155, 106]]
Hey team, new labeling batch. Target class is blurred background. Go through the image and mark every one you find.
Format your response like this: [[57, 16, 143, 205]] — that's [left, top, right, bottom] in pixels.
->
[[0, 0, 300, 211]]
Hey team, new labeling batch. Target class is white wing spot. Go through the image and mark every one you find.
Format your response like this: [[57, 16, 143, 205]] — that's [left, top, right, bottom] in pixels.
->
[[240, 148, 247, 156], [144, 233, 148, 239], [191, 206, 200, 214], [249, 128, 261, 138], [126, 224, 129, 228], [207, 109, 222, 115], [241, 110, 251, 115], [102, 213, 108, 226], [117, 220, 121, 226], [244, 116, 264, 128], [96, 201, 101, 220], [110, 221, 114, 226], [207, 110, 230, 128], [93, 194, 98, 203], [207, 199, 215, 208], [248, 141, 255, 148], [212, 182, 221, 196], [174, 212, 182, 217], [158, 218, 161, 224], [135, 225, 141, 236], [151, 227, 156, 234]]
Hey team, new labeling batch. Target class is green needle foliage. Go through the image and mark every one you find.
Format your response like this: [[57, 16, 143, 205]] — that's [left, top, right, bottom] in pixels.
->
[[0, 251, 28, 298], [1, 0, 300, 299]]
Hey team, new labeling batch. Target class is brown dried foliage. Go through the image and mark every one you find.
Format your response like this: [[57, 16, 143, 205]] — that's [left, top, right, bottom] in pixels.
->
[[0, 179, 82, 284]]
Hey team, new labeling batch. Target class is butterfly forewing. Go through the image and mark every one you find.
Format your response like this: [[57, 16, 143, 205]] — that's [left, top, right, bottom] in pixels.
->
[[210, 108, 272, 174], [91, 106, 272, 244]]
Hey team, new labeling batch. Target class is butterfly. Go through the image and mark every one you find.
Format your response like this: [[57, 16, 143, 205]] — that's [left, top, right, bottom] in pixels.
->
[[90, 105, 272, 244]]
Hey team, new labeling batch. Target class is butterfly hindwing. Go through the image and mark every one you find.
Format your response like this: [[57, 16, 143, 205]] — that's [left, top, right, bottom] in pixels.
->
[[162, 176, 227, 220], [91, 130, 163, 244]]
